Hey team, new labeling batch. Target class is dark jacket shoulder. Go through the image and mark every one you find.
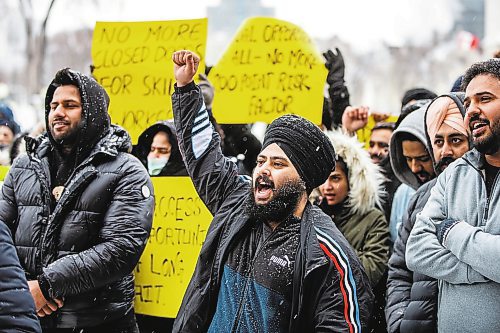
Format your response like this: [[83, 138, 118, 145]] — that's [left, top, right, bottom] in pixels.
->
[[0, 222, 41, 332], [386, 179, 438, 333]]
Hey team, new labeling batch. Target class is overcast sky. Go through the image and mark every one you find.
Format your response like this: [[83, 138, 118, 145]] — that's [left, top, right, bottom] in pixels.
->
[[41, 0, 461, 52]]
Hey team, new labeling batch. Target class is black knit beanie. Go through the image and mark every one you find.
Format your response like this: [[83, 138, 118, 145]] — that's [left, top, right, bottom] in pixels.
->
[[262, 115, 336, 193], [401, 88, 437, 108]]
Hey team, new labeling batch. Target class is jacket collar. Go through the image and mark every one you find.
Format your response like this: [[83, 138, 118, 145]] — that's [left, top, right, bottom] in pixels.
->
[[25, 125, 131, 164], [231, 202, 330, 275], [462, 148, 486, 170]]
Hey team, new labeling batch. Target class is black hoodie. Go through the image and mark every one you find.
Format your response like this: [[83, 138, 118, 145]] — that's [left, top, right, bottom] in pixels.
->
[[45, 69, 111, 189], [133, 121, 187, 176]]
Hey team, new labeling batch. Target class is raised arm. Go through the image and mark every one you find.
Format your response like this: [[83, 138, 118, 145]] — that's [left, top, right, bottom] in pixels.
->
[[171, 50, 248, 214]]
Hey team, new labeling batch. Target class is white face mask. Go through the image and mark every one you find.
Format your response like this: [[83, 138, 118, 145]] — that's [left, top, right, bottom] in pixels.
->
[[147, 156, 169, 176]]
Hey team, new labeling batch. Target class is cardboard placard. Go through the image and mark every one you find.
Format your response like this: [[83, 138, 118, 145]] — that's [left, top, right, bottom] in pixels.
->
[[209, 17, 327, 125], [91, 19, 208, 143], [134, 177, 212, 318]]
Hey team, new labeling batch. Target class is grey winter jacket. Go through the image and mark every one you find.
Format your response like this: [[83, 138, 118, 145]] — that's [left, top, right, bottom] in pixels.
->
[[406, 148, 500, 332], [171, 82, 374, 333]]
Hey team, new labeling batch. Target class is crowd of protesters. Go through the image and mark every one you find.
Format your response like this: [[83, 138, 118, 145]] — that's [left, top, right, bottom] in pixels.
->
[[0, 41, 498, 333]]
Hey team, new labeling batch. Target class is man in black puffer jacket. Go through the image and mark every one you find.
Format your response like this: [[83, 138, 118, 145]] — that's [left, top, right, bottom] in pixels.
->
[[0, 68, 154, 332], [385, 93, 470, 333]]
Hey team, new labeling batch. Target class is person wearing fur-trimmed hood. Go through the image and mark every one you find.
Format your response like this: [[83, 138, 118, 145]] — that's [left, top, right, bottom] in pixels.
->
[[314, 129, 389, 285], [313, 129, 390, 332]]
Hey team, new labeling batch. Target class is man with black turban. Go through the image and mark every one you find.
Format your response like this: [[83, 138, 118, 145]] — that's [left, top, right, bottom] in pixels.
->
[[170, 50, 373, 333]]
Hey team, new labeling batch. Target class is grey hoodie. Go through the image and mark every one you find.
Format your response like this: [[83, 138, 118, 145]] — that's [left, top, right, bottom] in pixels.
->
[[389, 104, 431, 191], [385, 93, 470, 333], [406, 148, 500, 332]]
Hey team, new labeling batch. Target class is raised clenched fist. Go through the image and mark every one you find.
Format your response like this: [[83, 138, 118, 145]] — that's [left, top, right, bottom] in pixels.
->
[[172, 50, 201, 87]]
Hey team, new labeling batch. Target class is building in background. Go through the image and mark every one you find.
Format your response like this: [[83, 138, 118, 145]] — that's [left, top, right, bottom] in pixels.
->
[[484, 0, 500, 56], [455, 0, 485, 40], [206, 0, 274, 65]]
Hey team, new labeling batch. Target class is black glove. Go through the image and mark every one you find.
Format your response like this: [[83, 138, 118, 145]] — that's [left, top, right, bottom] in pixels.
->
[[436, 218, 460, 245], [323, 48, 345, 87]]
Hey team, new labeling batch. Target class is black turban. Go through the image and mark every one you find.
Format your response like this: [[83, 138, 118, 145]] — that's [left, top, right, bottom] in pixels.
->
[[262, 115, 336, 193]]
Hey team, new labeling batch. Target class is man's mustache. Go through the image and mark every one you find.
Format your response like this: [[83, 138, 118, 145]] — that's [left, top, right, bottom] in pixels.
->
[[254, 175, 275, 189], [435, 156, 455, 171], [469, 114, 490, 128]]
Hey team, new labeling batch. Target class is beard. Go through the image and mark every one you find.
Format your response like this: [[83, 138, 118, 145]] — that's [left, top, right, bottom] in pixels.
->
[[244, 176, 306, 223], [49, 119, 84, 145], [370, 152, 388, 165], [435, 156, 456, 173], [415, 170, 433, 184], [474, 120, 500, 155]]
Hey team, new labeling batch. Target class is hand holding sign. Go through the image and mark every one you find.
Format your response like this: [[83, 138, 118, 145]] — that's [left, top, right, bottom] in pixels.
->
[[173, 50, 200, 87]]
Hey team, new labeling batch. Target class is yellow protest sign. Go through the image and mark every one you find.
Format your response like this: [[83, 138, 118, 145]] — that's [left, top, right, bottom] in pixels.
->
[[0, 166, 9, 181], [209, 17, 327, 125], [91, 19, 207, 143], [134, 177, 212, 318], [356, 115, 399, 149]]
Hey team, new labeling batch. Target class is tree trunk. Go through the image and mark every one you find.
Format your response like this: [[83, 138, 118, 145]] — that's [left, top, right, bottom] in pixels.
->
[[18, 0, 35, 96], [36, 0, 57, 91], [19, 0, 58, 96]]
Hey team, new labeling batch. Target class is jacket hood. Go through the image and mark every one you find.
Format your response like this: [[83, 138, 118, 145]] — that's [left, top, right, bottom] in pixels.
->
[[45, 69, 111, 162], [100, 124, 133, 155], [390, 103, 430, 190], [423, 92, 469, 175], [321, 129, 385, 216], [133, 120, 186, 176]]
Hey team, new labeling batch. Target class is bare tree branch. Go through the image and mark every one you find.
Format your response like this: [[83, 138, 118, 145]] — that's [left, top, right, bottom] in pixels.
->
[[37, 0, 58, 89], [18, 0, 33, 64]]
